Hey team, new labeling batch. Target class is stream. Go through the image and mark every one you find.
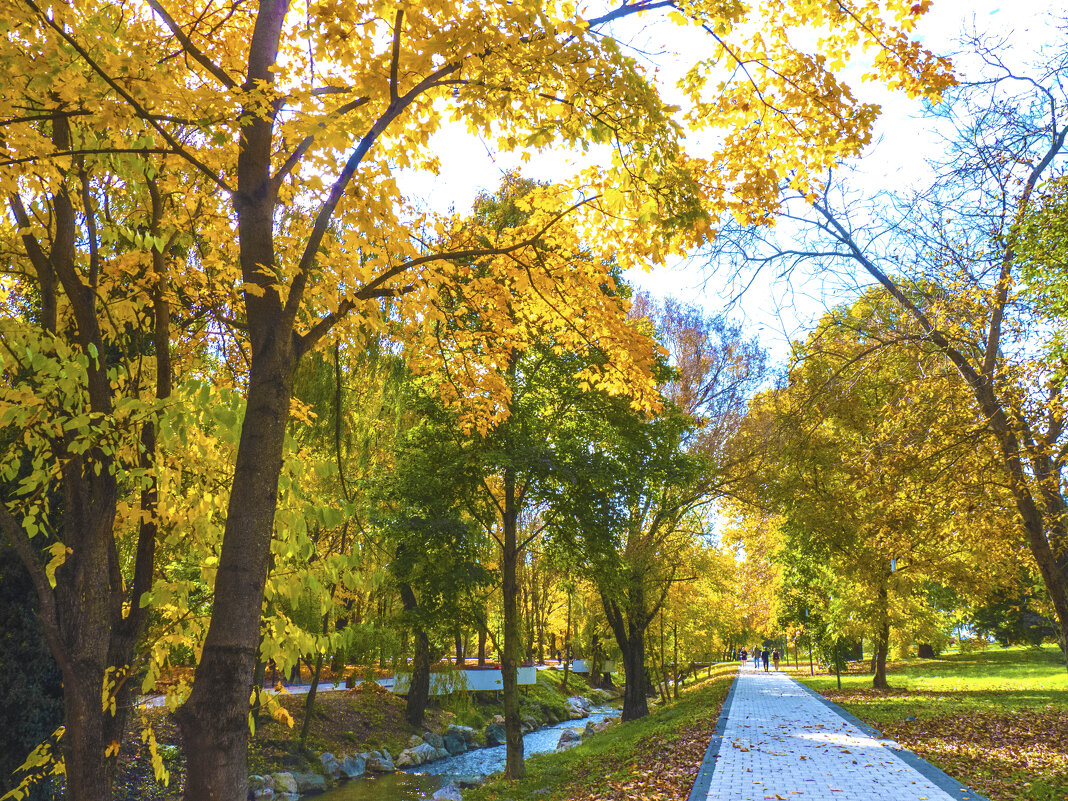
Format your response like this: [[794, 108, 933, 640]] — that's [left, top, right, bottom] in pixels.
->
[[315, 706, 619, 801]]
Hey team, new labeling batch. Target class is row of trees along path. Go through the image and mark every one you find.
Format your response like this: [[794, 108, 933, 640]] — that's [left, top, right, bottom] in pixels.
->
[[0, 2, 952, 800]]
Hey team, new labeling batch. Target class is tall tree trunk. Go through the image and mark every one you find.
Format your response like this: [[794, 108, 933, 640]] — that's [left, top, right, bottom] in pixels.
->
[[834, 640, 842, 690], [407, 626, 431, 727], [562, 587, 571, 689], [590, 632, 603, 690], [299, 611, 331, 746], [659, 614, 668, 699], [398, 581, 430, 727], [0, 116, 172, 801], [533, 574, 544, 664], [872, 579, 891, 689], [601, 583, 651, 721], [300, 651, 324, 747], [672, 621, 679, 699], [478, 621, 487, 667], [618, 627, 649, 721], [521, 576, 533, 663], [1017, 493, 1068, 663], [58, 664, 112, 800], [174, 6, 296, 798], [176, 354, 292, 800], [501, 465, 525, 779]]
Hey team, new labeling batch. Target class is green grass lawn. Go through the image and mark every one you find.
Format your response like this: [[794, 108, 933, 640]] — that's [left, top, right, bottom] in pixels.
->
[[795, 644, 1068, 801], [464, 663, 737, 801]]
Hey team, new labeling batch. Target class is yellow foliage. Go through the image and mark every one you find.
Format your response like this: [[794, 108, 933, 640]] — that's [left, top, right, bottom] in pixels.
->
[[0, 0, 952, 437]]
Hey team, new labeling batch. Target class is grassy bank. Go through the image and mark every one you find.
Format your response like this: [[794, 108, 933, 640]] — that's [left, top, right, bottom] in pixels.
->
[[464, 662, 738, 801], [793, 644, 1068, 801], [248, 666, 605, 773], [116, 668, 605, 800]]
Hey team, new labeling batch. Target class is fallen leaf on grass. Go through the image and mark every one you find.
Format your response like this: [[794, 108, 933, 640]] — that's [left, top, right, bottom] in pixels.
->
[[819, 689, 1068, 801]]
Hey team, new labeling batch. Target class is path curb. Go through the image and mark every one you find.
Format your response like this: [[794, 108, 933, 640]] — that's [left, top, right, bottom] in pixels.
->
[[686, 669, 740, 801], [788, 676, 990, 801]]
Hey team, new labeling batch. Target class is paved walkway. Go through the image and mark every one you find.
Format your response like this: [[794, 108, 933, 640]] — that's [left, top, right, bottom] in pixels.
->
[[691, 664, 987, 801]]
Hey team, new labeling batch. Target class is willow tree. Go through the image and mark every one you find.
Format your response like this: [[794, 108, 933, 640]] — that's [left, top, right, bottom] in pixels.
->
[[0, 1, 952, 798]]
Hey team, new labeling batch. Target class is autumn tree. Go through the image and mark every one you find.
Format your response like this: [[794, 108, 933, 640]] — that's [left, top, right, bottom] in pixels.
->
[[713, 34, 1068, 666], [431, 343, 607, 777], [655, 540, 736, 692], [0, 71, 186, 801], [550, 396, 708, 718], [372, 384, 496, 727], [546, 295, 764, 718], [729, 291, 1025, 686], [0, 1, 952, 797], [719, 507, 784, 649]]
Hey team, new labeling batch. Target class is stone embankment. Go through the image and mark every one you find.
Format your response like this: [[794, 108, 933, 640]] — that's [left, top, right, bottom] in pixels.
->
[[249, 692, 613, 800]]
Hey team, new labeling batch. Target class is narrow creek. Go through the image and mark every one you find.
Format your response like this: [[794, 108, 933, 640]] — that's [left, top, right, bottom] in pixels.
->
[[315, 706, 619, 801]]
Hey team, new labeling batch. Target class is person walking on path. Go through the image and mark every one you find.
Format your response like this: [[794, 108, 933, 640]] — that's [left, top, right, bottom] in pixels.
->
[[690, 666, 988, 801], [772, 648, 781, 670], [761, 647, 770, 672], [739, 648, 747, 666]]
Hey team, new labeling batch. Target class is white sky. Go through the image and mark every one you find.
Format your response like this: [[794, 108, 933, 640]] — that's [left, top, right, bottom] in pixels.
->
[[397, 0, 1063, 365]]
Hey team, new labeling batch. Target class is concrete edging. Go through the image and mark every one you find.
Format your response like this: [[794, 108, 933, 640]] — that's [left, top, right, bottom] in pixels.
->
[[686, 670, 741, 801]]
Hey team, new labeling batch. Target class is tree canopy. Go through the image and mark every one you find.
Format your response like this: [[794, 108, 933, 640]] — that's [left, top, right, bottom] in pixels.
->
[[0, 1, 956, 798]]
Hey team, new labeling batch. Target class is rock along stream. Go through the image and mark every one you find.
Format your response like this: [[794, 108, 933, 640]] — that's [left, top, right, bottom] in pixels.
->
[[315, 706, 619, 801]]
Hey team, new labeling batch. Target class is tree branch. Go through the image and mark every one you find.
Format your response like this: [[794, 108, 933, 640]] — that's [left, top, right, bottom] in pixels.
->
[[281, 57, 466, 331], [0, 505, 69, 675], [586, 1, 676, 29], [147, 0, 237, 89], [390, 9, 403, 104], [294, 197, 595, 356], [982, 123, 1067, 380], [8, 193, 57, 332], [21, 0, 230, 192], [270, 96, 370, 192], [0, 147, 174, 168]]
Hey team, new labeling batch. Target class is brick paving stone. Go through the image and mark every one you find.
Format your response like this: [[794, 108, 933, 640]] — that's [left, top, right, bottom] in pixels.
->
[[701, 664, 970, 801]]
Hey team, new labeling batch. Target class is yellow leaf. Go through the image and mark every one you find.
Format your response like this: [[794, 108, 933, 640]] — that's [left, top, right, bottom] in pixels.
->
[[44, 543, 72, 590]]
